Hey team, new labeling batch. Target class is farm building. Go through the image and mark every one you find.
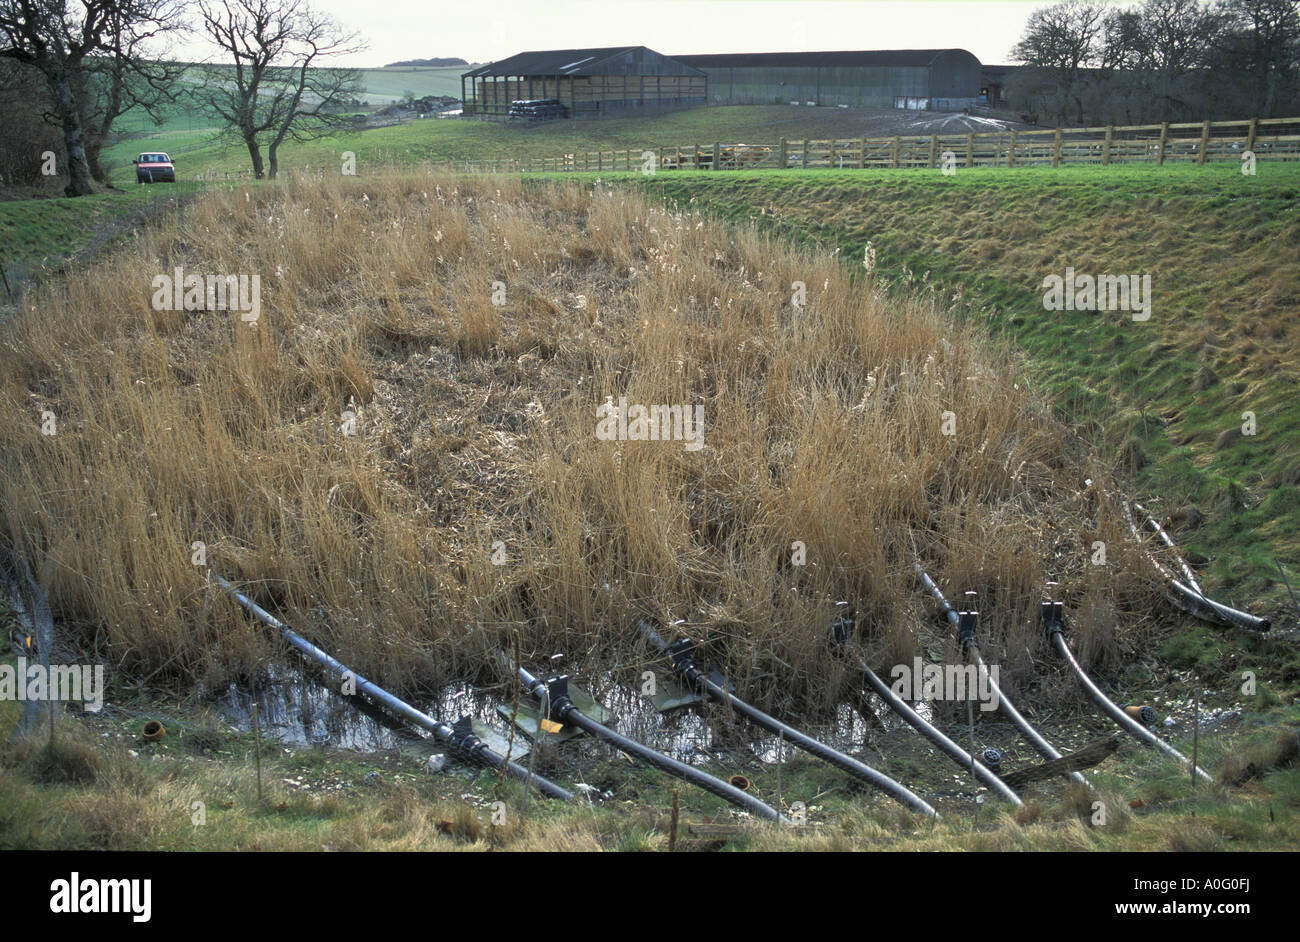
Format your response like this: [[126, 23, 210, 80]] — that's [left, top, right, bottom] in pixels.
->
[[461, 46, 707, 118], [672, 49, 982, 110], [980, 65, 1020, 108]]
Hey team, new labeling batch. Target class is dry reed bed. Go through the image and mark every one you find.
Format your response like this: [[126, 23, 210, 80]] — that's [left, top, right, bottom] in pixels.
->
[[0, 172, 1160, 714]]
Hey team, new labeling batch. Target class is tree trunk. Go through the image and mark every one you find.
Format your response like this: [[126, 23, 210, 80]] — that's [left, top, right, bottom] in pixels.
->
[[1263, 65, 1278, 117], [267, 142, 279, 180], [243, 131, 265, 179], [86, 142, 106, 184], [49, 73, 94, 196]]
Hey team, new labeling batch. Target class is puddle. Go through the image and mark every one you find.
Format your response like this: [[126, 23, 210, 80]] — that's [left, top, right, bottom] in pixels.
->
[[213, 656, 921, 769]]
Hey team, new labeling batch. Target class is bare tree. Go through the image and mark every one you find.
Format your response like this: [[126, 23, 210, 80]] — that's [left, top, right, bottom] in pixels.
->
[[0, 59, 63, 187], [1096, 0, 1226, 122], [1213, 0, 1300, 115], [75, 4, 188, 182], [196, 0, 364, 179], [0, 0, 184, 195], [1011, 0, 1111, 123]]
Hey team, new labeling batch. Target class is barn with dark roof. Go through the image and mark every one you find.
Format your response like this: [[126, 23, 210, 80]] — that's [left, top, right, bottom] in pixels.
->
[[672, 49, 982, 110], [461, 46, 707, 118]]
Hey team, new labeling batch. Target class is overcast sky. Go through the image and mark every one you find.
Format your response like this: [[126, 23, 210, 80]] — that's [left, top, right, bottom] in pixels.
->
[[287, 0, 1125, 69]]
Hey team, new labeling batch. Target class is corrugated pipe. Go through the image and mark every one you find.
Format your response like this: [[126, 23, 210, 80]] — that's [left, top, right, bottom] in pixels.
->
[[639, 621, 939, 818], [214, 575, 572, 801]]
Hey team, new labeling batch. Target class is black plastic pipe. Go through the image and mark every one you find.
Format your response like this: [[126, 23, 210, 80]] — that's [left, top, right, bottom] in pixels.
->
[[214, 576, 572, 801], [914, 564, 1089, 787], [826, 606, 1021, 802], [1132, 501, 1204, 593], [1123, 501, 1270, 632], [849, 655, 1023, 805], [503, 654, 786, 823], [1042, 600, 1213, 784], [640, 623, 939, 818]]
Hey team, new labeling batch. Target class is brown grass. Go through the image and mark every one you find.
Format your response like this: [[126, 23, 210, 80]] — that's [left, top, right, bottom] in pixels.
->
[[0, 172, 1156, 711], [1217, 727, 1300, 786]]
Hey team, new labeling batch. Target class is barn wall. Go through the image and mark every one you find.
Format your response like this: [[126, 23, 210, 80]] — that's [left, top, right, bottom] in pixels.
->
[[689, 51, 981, 110], [927, 49, 982, 104], [700, 65, 932, 107]]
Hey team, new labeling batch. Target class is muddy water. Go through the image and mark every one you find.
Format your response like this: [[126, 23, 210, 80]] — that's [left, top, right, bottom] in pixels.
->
[[217, 657, 925, 766]]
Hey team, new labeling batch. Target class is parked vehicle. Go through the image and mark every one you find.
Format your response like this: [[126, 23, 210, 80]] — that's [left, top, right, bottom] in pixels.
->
[[134, 153, 175, 183], [508, 99, 569, 122]]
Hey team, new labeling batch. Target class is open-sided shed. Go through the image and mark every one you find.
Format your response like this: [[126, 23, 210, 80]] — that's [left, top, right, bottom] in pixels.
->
[[462, 46, 708, 118]]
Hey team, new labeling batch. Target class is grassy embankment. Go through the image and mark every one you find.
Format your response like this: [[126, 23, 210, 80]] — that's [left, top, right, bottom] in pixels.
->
[[607, 164, 1300, 622], [3, 120, 1298, 851]]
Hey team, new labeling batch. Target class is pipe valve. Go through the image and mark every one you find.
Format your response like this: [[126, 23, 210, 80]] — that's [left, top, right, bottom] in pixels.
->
[[544, 674, 574, 721], [958, 593, 978, 650], [1040, 599, 1065, 635]]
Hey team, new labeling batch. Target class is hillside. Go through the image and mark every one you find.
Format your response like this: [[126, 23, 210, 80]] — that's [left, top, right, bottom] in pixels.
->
[[624, 165, 1300, 618], [3, 170, 1298, 854]]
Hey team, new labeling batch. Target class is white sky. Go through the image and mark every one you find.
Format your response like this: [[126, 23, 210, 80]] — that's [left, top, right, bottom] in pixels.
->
[[263, 0, 1130, 69]]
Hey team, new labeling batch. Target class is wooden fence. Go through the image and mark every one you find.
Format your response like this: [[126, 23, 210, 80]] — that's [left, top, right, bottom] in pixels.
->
[[460, 116, 1300, 174]]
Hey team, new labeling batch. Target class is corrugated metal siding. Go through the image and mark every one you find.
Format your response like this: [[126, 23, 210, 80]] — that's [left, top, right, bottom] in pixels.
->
[[677, 49, 981, 109]]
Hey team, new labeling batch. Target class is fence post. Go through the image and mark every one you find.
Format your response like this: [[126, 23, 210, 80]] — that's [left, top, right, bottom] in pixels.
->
[[801, 139, 809, 169], [1103, 125, 1113, 165], [1053, 128, 1062, 167], [693, 143, 700, 169], [712, 141, 720, 169], [1008, 129, 1017, 167], [1158, 122, 1168, 165], [829, 138, 837, 168], [1246, 117, 1257, 152], [859, 137, 866, 169], [1198, 120, 1210, 165], [966, 132, 974, 168], [891, 136, 899, 169], [779, 138, 788, 169], [928, 135, 936, 169]]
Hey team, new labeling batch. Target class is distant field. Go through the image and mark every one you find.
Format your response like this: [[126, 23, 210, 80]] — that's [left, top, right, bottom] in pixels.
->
[[107, 63, 472, 139], [353, 65, 474, 102], [99, 104, 1029, 187]]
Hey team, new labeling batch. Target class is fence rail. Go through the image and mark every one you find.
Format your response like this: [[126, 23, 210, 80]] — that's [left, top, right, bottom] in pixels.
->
[[459, 116, 1300, 174]]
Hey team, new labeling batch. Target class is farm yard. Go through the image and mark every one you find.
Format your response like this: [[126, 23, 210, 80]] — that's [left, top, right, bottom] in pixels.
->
[[3, 0, 1300, 883]]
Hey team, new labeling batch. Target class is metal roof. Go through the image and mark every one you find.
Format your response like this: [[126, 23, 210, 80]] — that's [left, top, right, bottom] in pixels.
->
[[464, 46, 706, 78], [673, 49, 978, 69]]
